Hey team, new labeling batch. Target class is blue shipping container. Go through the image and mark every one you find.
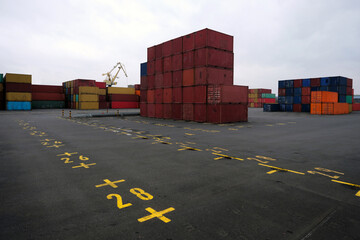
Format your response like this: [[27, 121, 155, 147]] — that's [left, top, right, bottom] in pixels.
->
[[339, 95, 346, 103], [330, 77, 339, 86], [140, 62, 147, 77], [302, 79, 310, 87], [338, 86, 347, 95], [280, 104, 286, 112], [278, 96, 286, 104], [285, 80, 294, 88], [279, 81, 286, 89], [311, 87, 320, 92], [263, 104, 280, 112], [7, 101, 31, 110], [320, 86, 330, 91], [301, 104, 310, 112], [285, 104, 293, 112], [285, 96, 293, 104], [339, 77, 347, 86], [286, 88, 294, 96], [320, 77, 330, 86], [329, 86, 338, 92], [294, 88, 302, 96], [293, 96, 301, 104]]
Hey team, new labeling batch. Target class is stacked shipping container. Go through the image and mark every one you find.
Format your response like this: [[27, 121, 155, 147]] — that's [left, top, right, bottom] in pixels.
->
[[310, 91, 349, 115], [140, 28, 248, 123], [96, 82, 107, 109], [32, 85, 65, 109], [248, 89, 275, 108], [0, 74, 4, 110], [4, 73, 32, 110], [276, 76, 353, 113], [107, 87, 139, 109]]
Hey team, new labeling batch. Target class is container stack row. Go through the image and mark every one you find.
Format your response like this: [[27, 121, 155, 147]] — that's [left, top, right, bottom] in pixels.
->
[[107, 86, 139, 109], [4, 73, 32, 110], [32, 85, 65, 109], [353, 96, 360, 111], [0, 74, 4, 110], [95, 82, 107, 109], [310, 91, 350, 115], [272, 76, 353, 113], [140, 28, 248, 123], [248, 89, 275, 108]]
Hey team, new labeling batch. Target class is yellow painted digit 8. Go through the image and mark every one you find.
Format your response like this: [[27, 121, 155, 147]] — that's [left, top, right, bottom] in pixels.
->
[[130, 188, 153, 200]]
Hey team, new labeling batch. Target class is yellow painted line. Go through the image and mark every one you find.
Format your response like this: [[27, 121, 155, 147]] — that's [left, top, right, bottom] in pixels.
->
[[315, 167, 344, 175], [178, 146, 202, 151], [307, 171, 340, 179], [236, 126, 244, 128], [185, 133, 194, 136], [276, 123, 286, 125], [213, 147, 228, 151], [258, 163, 305, 175], [266, 124, 274, 127], [267, 170, 278, 174], [331, 179, 360, 188], [213, 153, 243, 161], [356, 191, 360, 197], [228, 128, 238, 131], [138, 207, 175, 223], [96, 179, 125, 188]]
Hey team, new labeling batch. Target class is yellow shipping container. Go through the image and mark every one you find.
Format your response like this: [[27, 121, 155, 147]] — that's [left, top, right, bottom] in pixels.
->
[[79, 102, 99, 110], [6, 92, 32, 101], [76, 102, 79, 109], [349, 104, 352, 113], [107, 87, 135, 95], [250, 103, 254, 107], [253, 89, 258, 94], [98, 89, 106, 95], [254, 98, 258, 103], [79, 86, 99, 94], [79, 94, 98, 102], [5, 73, 32, 84]]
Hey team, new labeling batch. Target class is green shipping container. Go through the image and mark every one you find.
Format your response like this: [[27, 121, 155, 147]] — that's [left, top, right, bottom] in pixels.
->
[[346, 95, 353, 104], [32, 101, 65, 109], [261, 93, 276, 99], [0, 73, 3, 83]]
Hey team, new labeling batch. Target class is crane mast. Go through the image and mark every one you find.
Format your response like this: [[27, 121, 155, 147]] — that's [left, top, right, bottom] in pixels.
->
[[103, 62, 128, 87]]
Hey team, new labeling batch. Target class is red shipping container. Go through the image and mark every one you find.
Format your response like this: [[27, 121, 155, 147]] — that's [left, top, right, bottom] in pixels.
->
[[140, 76, 148, 90], [147, 103, 155, 117], [73, 79, 96, 87], [183, 69, 195, 86], [163, 56, 172, 73], [147, 90, 155, 103], [172, 70, 183, 87], [195, 67, 233, 86], [140, 90, 147, 103], [99, 95, 106, 102], [99, 102, 109, 109], [195, 48, 233, 69], [162, 40, 172, 57], [172, 87, 182, 103], [183, 51, 194, 69], [346, 87, 353, 95], [207, 104, 247, 123], [95, 82, 106, 89], [294, 80, 302, 88], [183, 103, 194, 121], [163, 72, 172, 88], [293, 104, 301, 112], [248, 98, 254, 103], [171, 54, 183, 71], [172, 37, 183, 55], [108, 94, 139, 102], [172, 103, 183, 120], [183, 33, 195, 52], [155, 74, 163, 89], [194, 28, 233, 52], [140, 103, 147, 117], [163, 88, 172, 103], [155, 89, 163, 103], [6, 82, 32, 92], [32, 92, 65, 101], [208, 85, 248, 104], [147, 46, 155, 61], [194, 104, 206, 122], [258, 89, 272, 94], [147, 61, 155, 76], [135, 84, 140, 90], [347, 78, 353, 88], [155, 44, 163, 59], [147, 75, 155, 89], [194, 85, 207, 103], [264, 98, 276, 104], [302, 87, 310, 96], [111, 102, 139, 109], [32, 84, 63, 93], [302, 95, 311, 104], [310, 78, 321, 87], [278, 88, 286, 96], [155, 103, 163, 118], [163, 104, 172, 119], [155, 58, 163, 74], [353, 103, 360, 111], [183, 86, 194, 103]]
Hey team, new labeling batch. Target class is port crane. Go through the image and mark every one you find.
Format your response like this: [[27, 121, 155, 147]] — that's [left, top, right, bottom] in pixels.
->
[[103, 62, 128, 87]]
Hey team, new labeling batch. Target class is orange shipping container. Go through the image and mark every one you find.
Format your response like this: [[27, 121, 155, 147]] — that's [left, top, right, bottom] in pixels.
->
[[321, 103, 334, 115], [135, 90, 140, 96], [334, 103, 349, 115], [310, 103, 322, 115], [311, 91, 338, 103]]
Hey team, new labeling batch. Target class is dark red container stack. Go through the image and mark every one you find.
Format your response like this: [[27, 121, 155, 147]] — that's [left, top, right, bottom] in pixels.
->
[[95, 82, 108, 109], [140, 28, 248, 123]]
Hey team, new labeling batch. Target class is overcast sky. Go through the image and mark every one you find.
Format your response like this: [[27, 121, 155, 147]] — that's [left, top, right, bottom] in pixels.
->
[[0, 0, 359, 93]]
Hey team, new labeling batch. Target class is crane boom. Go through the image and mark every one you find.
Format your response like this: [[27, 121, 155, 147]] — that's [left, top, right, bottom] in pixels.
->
[[103, 62, 128, 87]]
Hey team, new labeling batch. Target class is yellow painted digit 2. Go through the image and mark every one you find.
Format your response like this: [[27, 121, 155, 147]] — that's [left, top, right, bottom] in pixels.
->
[[107, 194, 132, 209]]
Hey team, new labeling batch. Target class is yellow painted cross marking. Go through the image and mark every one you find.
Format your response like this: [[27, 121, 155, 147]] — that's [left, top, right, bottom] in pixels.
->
[[177, 146, 202, 151], [258, 163, 305, 175], [72, 163, 96, 169], [331, 180, 360, 197], [185, 133, 194, 136], [213, 153, 243, 161], [95, 179, 125, 188], [57, 152, 78, 157], [247, 157, 269, 164], [138, 207, 175, 223]]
